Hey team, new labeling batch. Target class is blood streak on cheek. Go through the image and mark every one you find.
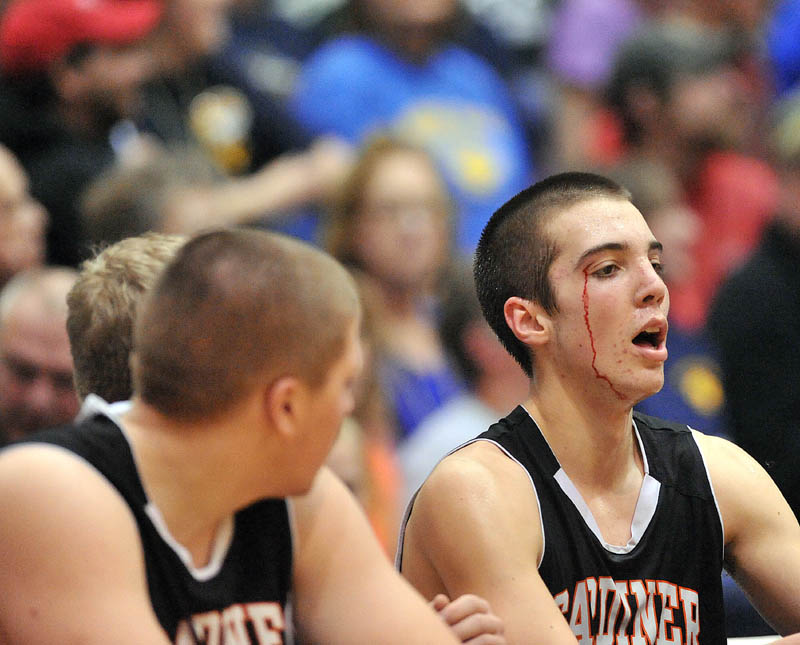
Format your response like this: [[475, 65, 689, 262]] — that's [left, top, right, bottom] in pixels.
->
[[582, 270, 626, 400]]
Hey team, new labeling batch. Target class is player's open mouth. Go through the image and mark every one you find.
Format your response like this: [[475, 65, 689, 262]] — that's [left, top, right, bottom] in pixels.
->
[[633, 329, 662, 348], [631, 318, 667, 360]]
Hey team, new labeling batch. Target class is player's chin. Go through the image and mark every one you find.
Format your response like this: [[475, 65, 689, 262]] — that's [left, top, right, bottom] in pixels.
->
[[630, 372, 665, 403], [614, 363, 663, 399]]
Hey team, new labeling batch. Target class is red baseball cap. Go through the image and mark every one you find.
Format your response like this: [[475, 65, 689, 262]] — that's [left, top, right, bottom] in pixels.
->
[[0, 0, 164, 75]]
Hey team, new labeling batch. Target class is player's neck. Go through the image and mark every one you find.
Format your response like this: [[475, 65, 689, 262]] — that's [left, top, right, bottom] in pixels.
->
[[120, 398, 287, 566], [475, 369, 530, 415], [525, 379, 639, 488]]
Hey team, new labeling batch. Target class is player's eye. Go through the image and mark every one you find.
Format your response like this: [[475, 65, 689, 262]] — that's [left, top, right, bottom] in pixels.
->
[[593, 264, 619, 278], [651, 260, 665, 276]]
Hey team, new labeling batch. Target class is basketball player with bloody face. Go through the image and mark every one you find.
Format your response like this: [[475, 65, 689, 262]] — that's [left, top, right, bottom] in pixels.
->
[[397, 172, 800, 643]]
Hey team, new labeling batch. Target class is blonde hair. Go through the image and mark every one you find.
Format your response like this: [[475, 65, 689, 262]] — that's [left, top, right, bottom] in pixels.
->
[[67, 233, 186, 402]]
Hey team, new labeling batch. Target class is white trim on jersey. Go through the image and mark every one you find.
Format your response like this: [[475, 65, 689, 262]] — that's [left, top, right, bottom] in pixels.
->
[[473, 437, 547, 568], [553, 468, 660, 555], [689, 427, 726, 558], [518, 408, 662, 556], [80, 394, 237, 582], [547, 417, 661, 555], [144, 503, 234, 582]]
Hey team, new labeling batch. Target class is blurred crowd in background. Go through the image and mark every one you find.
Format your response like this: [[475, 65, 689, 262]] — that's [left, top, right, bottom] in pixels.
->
[[1, 0, 799, 634]]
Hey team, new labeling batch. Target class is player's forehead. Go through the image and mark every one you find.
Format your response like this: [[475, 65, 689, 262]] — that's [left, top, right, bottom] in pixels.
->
[[546, 196, 656, 265]]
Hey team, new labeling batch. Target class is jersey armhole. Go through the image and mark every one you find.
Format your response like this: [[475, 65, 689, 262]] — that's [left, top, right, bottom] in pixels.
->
[[689, 429, 726, 560], [395, 438, 547, 570], [471, 438, 546, 568]]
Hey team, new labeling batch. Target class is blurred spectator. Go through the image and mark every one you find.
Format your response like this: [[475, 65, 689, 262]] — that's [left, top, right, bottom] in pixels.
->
[[0, 267, 79, 444], [137, 0, 353, 243], [398, 262, 527, 507], [658, 0, 774, 151], [0, 0, 163, 266], [708, 91, 800, 527], [142, 0, 310, 171], [326, 136, 465, 441], [605, 23, 777, 330], [80, 147, 221, 245], [604, 159, 727, 438], [544, 0, 645, 169], [332, 269, 404, 553], [660, 0, 771, 39], [80, 142, 351, 247], [326, 414, 402, 555], [327, 417, 369, 499], [218, 0, 334, 108], [291, 0, 534, 252], [0, 144, 47, 289], [705, 93, 800, 637], [311, 0, 549, 153]]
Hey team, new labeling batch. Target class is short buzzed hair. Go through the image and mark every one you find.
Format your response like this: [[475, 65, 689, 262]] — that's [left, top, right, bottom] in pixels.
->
[[132, 228, 360, 421], [474, 172, 630, 377], [67, 233, 186, 403]]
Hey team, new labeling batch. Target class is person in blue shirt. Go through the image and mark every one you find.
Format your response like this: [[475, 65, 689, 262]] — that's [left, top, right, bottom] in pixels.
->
[[291, 0, 534, 253]]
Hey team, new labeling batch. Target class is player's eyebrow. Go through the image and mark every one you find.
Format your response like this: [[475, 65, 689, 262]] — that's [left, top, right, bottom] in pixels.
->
[[574, 242, 628, 270], [574, 240, 662, 270]]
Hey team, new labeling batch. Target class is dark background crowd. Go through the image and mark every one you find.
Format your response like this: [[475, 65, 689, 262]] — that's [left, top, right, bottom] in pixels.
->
[[0, 0, 799, 635]]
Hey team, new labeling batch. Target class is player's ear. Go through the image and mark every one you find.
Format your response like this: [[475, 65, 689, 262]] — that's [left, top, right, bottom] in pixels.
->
[[265, 376, 304, 439], [503, 296, 552, 348]]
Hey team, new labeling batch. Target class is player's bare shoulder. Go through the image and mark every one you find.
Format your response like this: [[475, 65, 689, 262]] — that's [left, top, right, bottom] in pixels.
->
[[407, 439, 541, 554], [692, 430, 796, 542], [0, 442, 139, 552], [401, 438, 545, 604], [0, 443, 161, 644], [691, 429, 767, 488], [0, 442, 111, 500], [418, 440, 532, 510]]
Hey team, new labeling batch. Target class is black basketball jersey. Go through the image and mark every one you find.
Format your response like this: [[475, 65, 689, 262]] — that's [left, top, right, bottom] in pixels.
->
[[18, 401, 294, 645], [399, 405, 726, 644]]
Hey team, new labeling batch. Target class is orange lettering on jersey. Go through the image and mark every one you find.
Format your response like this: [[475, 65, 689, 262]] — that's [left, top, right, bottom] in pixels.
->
[[173, 602, 285, 645], [558, 577, 700, 645]]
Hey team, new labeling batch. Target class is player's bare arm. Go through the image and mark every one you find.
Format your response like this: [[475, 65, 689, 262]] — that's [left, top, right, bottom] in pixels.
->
[[401, 442, 579, 644], [696, 432, 800, 635], [0, 445, 171, 644], [290, 466, 463, 645]]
